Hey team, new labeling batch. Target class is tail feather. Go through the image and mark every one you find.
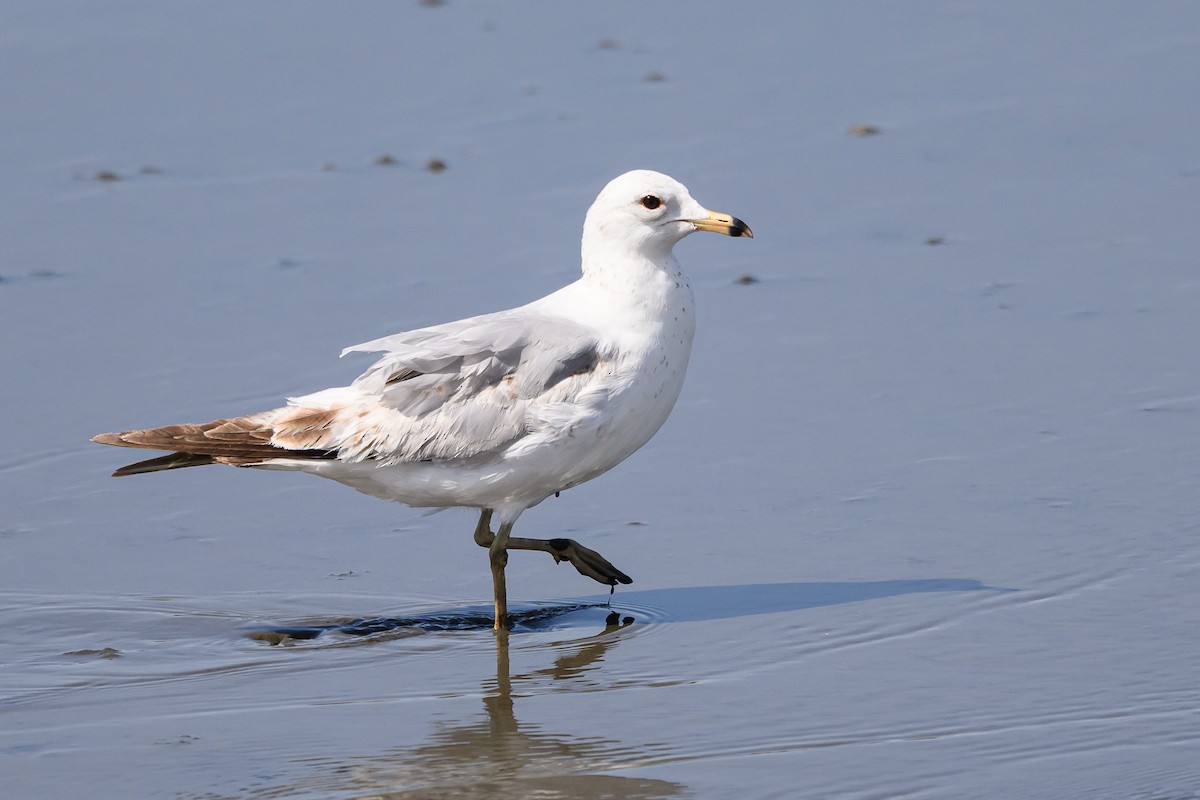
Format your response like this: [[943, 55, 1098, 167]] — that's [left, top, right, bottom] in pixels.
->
[[92, 415, 338, 477]]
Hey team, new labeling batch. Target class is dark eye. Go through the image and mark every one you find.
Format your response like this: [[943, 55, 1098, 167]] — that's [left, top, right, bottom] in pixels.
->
[[640, 195, 662, 210]]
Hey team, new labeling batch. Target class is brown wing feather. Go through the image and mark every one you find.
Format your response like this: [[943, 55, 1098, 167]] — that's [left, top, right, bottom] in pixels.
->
[[93, 413, 338, 476]]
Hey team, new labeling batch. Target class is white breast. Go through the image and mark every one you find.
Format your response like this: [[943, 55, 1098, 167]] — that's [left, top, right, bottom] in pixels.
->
[[522, 257, 697, 489]]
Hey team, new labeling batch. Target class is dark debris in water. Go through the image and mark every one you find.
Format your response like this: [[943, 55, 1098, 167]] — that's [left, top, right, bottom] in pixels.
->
[[0, 269, 66, 286], [247, 602, 623, 644], [80, 166, 165, 181], [155, 734, 200, 747], [63, 647, 121, 659], [848, 124, 882, 136]]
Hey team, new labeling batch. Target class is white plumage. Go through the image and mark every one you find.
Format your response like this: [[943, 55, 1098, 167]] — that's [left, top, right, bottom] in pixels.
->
[[94, 169, 752, 628]]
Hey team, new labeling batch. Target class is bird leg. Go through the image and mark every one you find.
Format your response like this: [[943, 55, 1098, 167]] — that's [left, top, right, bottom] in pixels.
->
[[486, 514, 512, 632], [473, 509, 496, 549], [472, 509, 633, 609], [506, 536, 633, 587]]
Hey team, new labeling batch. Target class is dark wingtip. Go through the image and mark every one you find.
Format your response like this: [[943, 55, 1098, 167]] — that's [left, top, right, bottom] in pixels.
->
[[110, 451, 216, 477]]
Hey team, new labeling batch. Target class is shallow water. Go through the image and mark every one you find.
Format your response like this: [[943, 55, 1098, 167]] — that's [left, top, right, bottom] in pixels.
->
[[4, 2, 1200, 798]]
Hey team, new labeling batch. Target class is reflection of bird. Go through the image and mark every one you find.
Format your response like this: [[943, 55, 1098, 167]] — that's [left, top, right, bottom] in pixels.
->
[[392, 621, 674, 799], [261, 621, 683, 799], [92, 170, 752, 629]]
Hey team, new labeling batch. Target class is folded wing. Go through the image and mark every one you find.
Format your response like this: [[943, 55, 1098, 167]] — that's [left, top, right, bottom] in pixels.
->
[[94, 309, 606, 474]]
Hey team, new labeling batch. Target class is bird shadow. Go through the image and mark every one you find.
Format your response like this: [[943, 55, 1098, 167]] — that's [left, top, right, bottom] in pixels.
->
[[603, 578, 1002, 622], [249, 578, 999, 641]]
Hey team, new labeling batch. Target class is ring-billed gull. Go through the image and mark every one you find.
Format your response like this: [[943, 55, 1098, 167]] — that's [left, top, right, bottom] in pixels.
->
[[93, 169, 752, 630]]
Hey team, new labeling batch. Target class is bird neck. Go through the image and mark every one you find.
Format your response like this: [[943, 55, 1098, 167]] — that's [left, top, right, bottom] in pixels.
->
[[581, 243, 682, 284], [580, 221, 681, 275], [573, 246, 692, 332]]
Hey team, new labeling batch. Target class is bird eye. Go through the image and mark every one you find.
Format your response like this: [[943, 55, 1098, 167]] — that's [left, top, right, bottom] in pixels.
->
[[640, 195, 662, 210]]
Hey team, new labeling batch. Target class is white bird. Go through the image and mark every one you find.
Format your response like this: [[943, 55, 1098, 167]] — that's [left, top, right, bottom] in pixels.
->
[[93, 170, 752, 630]]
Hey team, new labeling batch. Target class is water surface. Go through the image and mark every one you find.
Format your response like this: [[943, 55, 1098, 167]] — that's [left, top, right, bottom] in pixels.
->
[[3, 2, 1200, 797]]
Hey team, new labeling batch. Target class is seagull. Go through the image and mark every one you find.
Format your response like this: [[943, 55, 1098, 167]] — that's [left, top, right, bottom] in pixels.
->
[[93, 169, 752, 630]]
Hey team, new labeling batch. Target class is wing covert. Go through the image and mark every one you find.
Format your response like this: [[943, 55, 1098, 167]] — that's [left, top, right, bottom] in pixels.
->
[[304, 309, 605, 464]]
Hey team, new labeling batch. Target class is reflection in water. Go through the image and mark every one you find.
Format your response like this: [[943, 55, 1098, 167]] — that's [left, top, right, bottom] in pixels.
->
[[235, 579, 992, 798], [269, 614, 684, 800]]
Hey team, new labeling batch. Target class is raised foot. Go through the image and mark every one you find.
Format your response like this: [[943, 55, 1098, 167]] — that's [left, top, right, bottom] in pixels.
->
[[473, 510, 633, 591], [544, 537, 633, 587]]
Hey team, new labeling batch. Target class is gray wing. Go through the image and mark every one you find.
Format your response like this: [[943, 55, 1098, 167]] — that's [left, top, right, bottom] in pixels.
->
[[302, 308, 605, 464]]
